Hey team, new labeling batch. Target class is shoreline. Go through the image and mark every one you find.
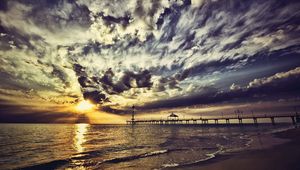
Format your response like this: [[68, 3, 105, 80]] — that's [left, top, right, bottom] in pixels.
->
[[173, 126, 300, 170]]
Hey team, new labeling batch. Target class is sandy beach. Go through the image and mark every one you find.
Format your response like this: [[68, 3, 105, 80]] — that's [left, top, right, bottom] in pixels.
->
[[180, 127, 300, 170]]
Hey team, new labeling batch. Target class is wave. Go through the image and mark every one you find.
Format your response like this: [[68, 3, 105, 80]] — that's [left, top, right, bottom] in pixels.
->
[[18, 145, 148, 169], [160, 146, 224, 169], [19, 159, 71, 170], [201, 147, 219, 150], [18, 149, 174, 170], [98, 149, 171, 165], [72, 145, 147, 160], [269, 125, 295, 134]]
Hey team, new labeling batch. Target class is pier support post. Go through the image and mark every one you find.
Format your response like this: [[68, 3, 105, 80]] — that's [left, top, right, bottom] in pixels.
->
[[253, 118, 258, 125], [226, 119, 230, 124], [238, 118, 243, 124], [271, 117, 275, 125], [215, 119, 218, 124], [291, 116, 296, 125]]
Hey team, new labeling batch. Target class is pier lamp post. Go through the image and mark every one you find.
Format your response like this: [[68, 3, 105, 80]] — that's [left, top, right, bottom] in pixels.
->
[[235, 110, 239, 118], [131, 105, 135, 124]]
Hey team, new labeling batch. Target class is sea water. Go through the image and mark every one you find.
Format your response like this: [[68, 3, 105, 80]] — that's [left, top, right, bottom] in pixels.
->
[[0, 123, 292, 170]]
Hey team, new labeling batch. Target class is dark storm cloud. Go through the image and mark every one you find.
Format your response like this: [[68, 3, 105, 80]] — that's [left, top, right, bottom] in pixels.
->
[[0, 1, 7, 11], [151, 68, 192, 92], [174, 69, 190, 81], [22, 0, 91, 30], [78, 76, 97, 88], [73, 62, 153, 102], [100, 106, 132, 115], [99, 68, 114, 86], [122, 70, 152, 88], [81, 42, 101, 55], [73, 63, 107, 103], [99, 69, 153, 94], [98, 12, 131, 27], [141, 67, 300, 109], [73, 64, 95, 88], [73, 63, 86, 76], [83, 90, 107, 104]]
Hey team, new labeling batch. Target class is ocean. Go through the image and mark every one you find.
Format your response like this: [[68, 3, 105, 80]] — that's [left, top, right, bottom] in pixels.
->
[[0, 123, 292, 170]]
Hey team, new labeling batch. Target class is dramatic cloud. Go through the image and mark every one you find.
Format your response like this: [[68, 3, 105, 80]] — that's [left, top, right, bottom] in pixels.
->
[[140, 67, 300, 109], [247, 67, 300, 89], [0, 0, 299, 122]]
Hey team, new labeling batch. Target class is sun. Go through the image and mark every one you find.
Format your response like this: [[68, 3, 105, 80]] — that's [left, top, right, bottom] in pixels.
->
[[75, 100, 95, 112]]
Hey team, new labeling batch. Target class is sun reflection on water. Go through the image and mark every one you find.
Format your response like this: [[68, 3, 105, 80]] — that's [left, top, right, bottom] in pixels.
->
[[74, 124, 89, 153]]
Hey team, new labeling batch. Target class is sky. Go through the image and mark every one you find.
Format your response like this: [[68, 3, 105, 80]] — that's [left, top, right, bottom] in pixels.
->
[[0, 0, 300, 123]]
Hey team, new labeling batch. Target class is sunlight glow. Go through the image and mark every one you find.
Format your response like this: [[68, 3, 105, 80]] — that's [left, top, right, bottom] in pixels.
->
[[74, 123, 89, 153], [75, 100, 95, 112]]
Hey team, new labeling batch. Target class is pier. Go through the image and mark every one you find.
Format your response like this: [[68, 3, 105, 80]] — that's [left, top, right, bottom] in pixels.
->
[[127, 113, 300, 125]]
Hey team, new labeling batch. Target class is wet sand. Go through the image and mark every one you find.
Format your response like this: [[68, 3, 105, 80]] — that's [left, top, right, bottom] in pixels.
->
[[182, 127, 300, 170]]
